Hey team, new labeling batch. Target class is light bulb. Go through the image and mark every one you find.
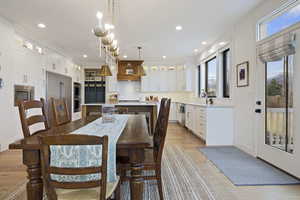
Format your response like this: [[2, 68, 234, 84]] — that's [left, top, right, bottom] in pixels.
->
[[104, 23, 115, 30], [112, 40, 118, 47], [109, 33, 115, 40], [96, 11, 103, 19]]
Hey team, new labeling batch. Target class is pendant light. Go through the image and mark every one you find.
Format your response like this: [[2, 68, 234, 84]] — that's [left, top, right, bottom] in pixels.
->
[[99, 64, 112, 76], [93, 12, 108, 37], [99, 47, 112, 76], [137, 46, 146, 76]]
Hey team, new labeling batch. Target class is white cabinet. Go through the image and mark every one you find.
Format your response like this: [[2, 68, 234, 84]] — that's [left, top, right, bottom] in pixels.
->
[[183, 104, 233, 146], [141, 68, 150, 92], [169, 102, 177, 121], [204, 107, 233, 146], [185, 104, 196, 131], [176, 67, 186, 91], [141, 66, 194, 92]]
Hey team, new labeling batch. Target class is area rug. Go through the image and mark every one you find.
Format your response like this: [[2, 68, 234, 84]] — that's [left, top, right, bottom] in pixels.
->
[[7, 145, 216, 200], [199, 146, 300, 186]]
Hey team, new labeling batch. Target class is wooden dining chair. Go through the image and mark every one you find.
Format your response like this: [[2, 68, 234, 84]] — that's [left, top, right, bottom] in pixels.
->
[[51, 98, 71, 127], [18, 98, 50, 138], [39, 135, 120, 200], [118, 98, 171, 200]]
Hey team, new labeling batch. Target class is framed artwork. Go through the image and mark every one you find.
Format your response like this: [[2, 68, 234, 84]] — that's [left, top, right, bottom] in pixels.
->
[[236, 61, 249, 87]]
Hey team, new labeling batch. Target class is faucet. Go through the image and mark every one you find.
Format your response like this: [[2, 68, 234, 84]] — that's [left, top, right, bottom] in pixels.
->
[[200, 89, 208, 104]]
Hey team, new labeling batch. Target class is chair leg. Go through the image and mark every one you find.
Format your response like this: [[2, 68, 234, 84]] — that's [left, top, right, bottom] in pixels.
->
[[121, 168, 126, 183], [115, 182, 121, 200], [156, 168, 164, 200]]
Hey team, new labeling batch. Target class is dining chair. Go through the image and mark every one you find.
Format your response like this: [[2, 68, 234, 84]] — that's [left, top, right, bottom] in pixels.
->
[[117, 98, 171, 200], [18, 98, 51, 138], [39, 134, 120, 200], [51, 98, 71, 127]]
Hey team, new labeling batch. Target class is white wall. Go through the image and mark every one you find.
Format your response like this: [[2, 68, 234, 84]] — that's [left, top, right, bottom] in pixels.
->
[[0, 17, 84, 152], [194, 0, 290, 157], [117, 81, 141, 100]]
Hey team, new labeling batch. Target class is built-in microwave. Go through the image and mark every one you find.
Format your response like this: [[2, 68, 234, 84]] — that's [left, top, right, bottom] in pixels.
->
[[14, 85, 35, 106]]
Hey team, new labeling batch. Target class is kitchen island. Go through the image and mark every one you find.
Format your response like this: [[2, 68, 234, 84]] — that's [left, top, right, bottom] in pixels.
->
[[81, 102, 158, 134]]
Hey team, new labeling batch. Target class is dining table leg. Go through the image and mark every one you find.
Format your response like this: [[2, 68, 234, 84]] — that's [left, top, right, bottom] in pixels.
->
[[129, 149, 145, 200], [23, 149, 44, 200]]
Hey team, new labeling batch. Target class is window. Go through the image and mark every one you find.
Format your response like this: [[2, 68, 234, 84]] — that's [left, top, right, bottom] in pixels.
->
[[198, 65, 201, 96], [222, 49, 230, 98], [258, 1, 300, 40], [265, 56, 294, 153], [205, 57, 217, 97]]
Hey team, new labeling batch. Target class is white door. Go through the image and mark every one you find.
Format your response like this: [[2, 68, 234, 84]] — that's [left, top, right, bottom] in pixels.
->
[[256, 31, 300, 178]]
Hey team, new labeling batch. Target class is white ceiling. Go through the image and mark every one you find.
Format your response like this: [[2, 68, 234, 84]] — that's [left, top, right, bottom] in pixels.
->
[[0, 0, 264, 66]]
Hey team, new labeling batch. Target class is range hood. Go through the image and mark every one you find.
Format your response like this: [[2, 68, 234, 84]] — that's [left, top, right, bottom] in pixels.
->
[[117, 60, 144, 81]]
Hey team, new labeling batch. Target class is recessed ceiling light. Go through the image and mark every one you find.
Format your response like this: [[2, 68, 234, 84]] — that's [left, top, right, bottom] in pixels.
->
[[219, 42, 226, 46], [123, 55, 128, 58], [37, 23, 46, 29], [162, 56, 166, 59], [194, 49, 199, 53], [83, 54, 88, 58], [201, 41, 207, 45], [175, 25, 182, 31]]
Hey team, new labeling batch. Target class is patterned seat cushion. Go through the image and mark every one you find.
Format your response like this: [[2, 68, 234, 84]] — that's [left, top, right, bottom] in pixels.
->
[[55, 176, 119, 200]]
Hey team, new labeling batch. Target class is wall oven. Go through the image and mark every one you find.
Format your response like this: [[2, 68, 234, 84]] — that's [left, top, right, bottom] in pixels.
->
[[73, 82, 81, 113], [179, 103, 186, 126], [14, 85, 34, 106]]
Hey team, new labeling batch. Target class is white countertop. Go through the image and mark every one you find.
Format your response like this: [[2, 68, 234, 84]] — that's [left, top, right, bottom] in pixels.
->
[[82, 102, 158, 106], [173, 101, 233, 108]]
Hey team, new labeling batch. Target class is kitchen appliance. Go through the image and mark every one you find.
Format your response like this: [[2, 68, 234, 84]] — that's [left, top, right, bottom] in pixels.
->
[[179, 104, 186, 126], [14, 85, 34, 106], [46, 71, 72, 126], [73, 82, 81, 112]]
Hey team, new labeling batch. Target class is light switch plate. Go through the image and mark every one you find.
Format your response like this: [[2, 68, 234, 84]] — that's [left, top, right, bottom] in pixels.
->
[[0, 78, 3, 89]]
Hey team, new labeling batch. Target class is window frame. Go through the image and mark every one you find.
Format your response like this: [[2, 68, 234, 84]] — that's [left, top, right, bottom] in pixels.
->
[[264, 55, 294, 153], [257, 0, 300, 41], [198, 65, 201, 97], [205, 56, 217, 98], [222, 48, 230, 98]]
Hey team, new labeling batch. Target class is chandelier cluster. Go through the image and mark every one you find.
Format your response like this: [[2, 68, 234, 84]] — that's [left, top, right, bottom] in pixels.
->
[[93, 11, 120, 58]]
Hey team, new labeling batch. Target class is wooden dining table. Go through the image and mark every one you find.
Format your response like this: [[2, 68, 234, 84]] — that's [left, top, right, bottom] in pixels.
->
[[9, 114, 152, 200]]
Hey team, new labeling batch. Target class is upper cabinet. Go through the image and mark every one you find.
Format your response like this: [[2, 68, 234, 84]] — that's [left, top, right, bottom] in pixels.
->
[[117, 60, 143, 81], [141, 65, 194, 92]]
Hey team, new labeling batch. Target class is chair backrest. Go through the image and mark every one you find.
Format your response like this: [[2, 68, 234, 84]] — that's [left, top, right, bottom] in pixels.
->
[[51, 98, 71, 126], [39, 135, 108, 200], [18, 98, 50, 138], [153, 98, 171, 164]]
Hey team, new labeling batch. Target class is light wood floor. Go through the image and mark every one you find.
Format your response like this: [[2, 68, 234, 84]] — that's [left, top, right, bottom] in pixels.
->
[[1, 123, 300, 200]]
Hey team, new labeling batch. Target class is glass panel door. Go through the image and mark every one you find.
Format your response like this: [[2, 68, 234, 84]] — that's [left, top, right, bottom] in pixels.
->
[[265, 56, 294, 153]]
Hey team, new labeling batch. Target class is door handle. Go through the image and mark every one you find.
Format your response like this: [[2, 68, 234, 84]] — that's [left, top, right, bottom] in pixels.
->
[[255, 109, 262, 113]]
